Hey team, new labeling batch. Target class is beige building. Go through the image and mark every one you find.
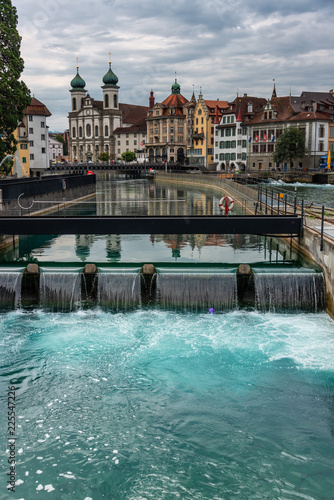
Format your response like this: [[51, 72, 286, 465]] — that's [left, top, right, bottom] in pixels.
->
[[146, 80, 189, 164]]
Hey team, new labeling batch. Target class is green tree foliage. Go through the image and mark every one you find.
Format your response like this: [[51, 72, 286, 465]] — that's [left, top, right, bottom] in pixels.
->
[[55, 134, 67, 155], [98, 151, 110, 162], [0, 0, 31, 162], [121, 151, 136, 162], [0, 155, 13, 175], [273, 127, 308, 166]]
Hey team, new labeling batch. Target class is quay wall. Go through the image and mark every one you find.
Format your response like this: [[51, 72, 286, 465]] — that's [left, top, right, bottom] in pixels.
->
[[155, 172, 334, 316]]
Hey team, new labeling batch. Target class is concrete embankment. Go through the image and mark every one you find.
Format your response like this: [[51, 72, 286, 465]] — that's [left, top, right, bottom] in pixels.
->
[[155, 172, 334, 316], [0, 174, 96, 250]]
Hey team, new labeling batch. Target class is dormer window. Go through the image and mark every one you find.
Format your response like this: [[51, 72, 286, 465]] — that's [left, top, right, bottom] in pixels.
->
[[248, 102, 253, 113]]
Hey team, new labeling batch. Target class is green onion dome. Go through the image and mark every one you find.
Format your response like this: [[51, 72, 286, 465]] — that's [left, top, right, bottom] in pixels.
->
[[171, 79, 181, 95], [103, 62, 118, 86], [71, 69, 86, 89]]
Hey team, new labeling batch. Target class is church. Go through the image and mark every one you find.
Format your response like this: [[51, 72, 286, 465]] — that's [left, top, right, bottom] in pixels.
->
[[68, 60, 147, 162]]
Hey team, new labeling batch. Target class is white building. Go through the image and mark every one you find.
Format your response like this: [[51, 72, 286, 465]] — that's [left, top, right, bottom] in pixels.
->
[[49, 135, 63, 161], [68, 62, 147, 162], [214, 95, 267, 171], [16, 97, 52, 176], [114, 117, 147, 162]]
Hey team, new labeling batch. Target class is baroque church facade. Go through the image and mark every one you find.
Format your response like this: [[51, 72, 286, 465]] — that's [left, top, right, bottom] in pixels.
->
[[68, 62, 147, 162]]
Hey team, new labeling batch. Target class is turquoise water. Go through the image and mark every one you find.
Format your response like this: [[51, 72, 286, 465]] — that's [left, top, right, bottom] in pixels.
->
[[266, 180, 334, 208], [1, 309, 334, 499]]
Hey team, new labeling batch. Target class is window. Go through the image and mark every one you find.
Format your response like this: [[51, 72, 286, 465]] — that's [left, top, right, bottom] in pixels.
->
[[28, 115, 33, 122], [86, 124, 91, 137], [79, 126, 83, 137], [22, 157, 27, 163], [41, 134, 45, 141], [41, 121, 45, 128], [42, 148, 46, 153], [117, 141, 120, 146], [114, 95, 118, 108], [134, 140, 137, 145], [72, 127, 76, 138], [319, 141, 324, 152], [105, 125, 109, 137], [29, 128, 33, 134], [30, 154, 34, 160], [95, 125, 99, 136], [72, 98, 76, 110], [105, 94, 109, 108], [29, 141, 34, 147], [330, 127, 334, 138], [319, 126, 325, 138], [126, 140, 129, 145], [20, 144, 28, 149]]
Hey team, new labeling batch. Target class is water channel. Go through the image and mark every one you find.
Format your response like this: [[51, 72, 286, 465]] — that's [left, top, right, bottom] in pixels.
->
[[0, 173, 333, 499]]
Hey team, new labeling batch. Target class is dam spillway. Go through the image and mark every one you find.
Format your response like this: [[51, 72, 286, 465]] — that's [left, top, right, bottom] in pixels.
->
[[0, 264, 326, 313]]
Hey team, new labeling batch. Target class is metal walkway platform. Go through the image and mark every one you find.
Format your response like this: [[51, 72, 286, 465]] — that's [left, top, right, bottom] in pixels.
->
[[0, 215, 302, 235]]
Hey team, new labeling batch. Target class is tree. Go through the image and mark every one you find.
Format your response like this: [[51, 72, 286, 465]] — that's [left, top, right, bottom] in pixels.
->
[[55, 134, 67, 156], [0, 0, 31, 162], [273, 127, 308, 167], [121, 151, 136, 162], [98, 151, 110, 162]]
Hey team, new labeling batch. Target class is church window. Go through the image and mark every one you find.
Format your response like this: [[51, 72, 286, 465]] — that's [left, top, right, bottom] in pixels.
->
[[114, 95, 118, 108], [81, 98, 84, 108], [105, 94, 109, 108], [95, 125, 99, 136], [72, 98, 77, 110], [86, 124, 91, 137], [105, 125, 109, 137], [72, 127, 76, 138], [79, 126, 83, 137]]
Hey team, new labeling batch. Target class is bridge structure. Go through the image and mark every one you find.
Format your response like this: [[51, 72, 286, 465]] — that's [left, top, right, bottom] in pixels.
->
[[0, 215, 302, 236]]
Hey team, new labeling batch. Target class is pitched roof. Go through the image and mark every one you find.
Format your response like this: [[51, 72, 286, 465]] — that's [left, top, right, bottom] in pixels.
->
[[119, 103, 148, 124], [25, 97, 52, 117], [161, 93, 189, 108], [113, 116, 147, 135], [204, 100, 228, 114]]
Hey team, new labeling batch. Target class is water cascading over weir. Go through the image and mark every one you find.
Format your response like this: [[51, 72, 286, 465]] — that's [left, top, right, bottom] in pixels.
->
[[0, 264, 326, 313]]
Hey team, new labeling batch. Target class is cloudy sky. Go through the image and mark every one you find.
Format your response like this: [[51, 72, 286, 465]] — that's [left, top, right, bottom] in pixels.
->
[[14, 0, 334, 131]]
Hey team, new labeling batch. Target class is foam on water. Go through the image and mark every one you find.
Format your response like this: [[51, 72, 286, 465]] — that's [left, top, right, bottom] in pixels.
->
[[1, 309, 334, 499]]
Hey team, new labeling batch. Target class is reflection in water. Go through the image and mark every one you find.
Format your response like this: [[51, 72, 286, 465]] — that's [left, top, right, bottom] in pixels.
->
[[0, 173, 296, 265]]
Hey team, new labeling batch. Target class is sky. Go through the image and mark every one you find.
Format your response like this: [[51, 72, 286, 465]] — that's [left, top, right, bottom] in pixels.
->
[[13, 0, 334, 132]]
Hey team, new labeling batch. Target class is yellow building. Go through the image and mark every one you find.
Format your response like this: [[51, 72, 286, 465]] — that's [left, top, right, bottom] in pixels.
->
[[187, 92, 228, 168], [14, 128, 30, 176]]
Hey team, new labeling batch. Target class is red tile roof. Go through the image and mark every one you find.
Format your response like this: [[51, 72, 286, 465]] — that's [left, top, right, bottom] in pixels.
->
[[25, 97, 51, 117]]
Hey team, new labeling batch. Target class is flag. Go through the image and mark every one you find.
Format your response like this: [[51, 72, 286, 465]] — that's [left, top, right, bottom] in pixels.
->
[[327, 150, 331, 170], [255, 135, 259, 143], [271, 135, 275, 142], [248, 137, 252, 143], [263, 134, 267, 142]]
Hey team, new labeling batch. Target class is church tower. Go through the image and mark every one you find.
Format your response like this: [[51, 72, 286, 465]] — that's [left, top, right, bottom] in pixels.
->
[[70, 61, 86, 111], [102, 56, 119, 110]]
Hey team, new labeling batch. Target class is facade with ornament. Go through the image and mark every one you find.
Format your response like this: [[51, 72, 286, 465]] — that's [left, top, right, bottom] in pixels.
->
[[68, 62, 147, 162], [146, 80, 189, 164]]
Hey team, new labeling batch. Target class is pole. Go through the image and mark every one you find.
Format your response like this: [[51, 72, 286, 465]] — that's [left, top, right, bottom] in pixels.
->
[[320, 204, 325, 251]]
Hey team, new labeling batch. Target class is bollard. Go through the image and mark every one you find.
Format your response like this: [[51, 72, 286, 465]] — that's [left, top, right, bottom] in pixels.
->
[[21, 263, 41, 308], [81, 264, 99, 305], [140, 264, 157, 305], [236, 264, 255, 309]]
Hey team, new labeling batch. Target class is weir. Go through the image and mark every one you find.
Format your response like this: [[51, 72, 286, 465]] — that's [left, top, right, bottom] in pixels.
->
[[0, 263, 326, 313]]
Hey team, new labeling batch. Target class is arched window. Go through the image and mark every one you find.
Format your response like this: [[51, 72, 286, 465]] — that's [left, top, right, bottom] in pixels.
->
[[79, 126, 83, 137], [86, 124, 91, 137], [114, 94, 118, 108], [105, 94, 109, 108], [81, 98, 84, 108], [105, 125, 109, 137], [95, 125, 99, 137], [72, 97, 76, 111], [72, 127, 76, 138]]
